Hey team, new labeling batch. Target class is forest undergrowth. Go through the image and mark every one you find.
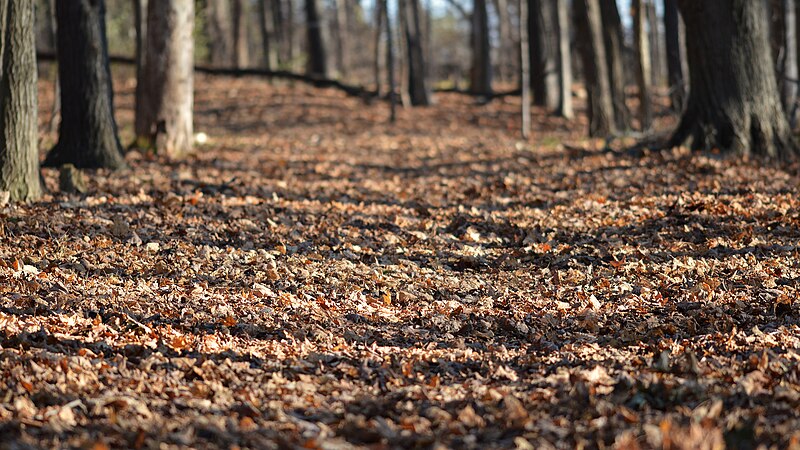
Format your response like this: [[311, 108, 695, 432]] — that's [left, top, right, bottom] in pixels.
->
[[1, 72, 799, 449]]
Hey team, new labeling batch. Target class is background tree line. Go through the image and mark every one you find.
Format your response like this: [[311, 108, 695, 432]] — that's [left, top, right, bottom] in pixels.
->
[[1, 0, 799, 203]]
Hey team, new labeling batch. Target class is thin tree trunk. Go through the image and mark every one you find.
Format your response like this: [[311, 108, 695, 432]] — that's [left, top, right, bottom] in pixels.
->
[[305, 0, 328, 77], [598, 0, 629, 130], [574, 0, 616, 137], [782, 0, 798, 124], [470, 0, 492, 96], [493, 0, 513, 83], [287, 0, 295, 69], [401, 0, 432, 105], [664, 0, 685, 112], [633, 0, 653, 129], [334, 0, 350, 78], [45, 0, 126, 169], [556, 0, 573, 119], [47, 0, 60, 134], [0, 0, 42, 201], [647, 0, 662, 86], [271, 0, 286, 66], [259, 0, 274, 70], [670, 0, 796, 158], [385, 0, 397, 122], [232, 0, 249, 68], [520, 0, 531, 138], [135, 0, 194, 158], [206, 0, 233, 67], [530, 0, 559, 108], [374, 0, 385, 95]]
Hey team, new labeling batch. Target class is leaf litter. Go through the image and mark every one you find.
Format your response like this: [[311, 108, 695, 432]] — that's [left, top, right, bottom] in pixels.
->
[[0, 72, 799, 449]]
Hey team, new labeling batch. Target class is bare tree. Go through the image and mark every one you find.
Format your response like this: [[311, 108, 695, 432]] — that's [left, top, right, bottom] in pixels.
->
[[470, 0, 492, 96], [530, 0, 559, 109], [664, 0, 685, 112], [556, 0, 573, 119], [598, 0, 630, 130], [401, 0, 432, 105], [520, 0, 531, 138], [305, 0, 328, 77]]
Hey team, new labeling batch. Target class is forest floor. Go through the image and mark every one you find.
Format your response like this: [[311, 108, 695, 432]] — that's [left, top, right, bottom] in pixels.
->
[[1, 70, 800, 449]]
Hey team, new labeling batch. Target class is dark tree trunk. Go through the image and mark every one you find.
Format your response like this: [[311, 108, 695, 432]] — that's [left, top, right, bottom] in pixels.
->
[[556, 0, 573, 118], [134, 0, 194, 158], [133, 0, 147, 144], [598, 0, 629, 130], [574, 0, 616, 137], [232, 0, 250, 68], [401, 0, 432, 106], [633, 0, 653, 129], [271, 0, 286, 66], [664, 0, 685, 112], [385, 0, 397, 122], [45, 0, 126, 170], [670, 0, 796, 158], [305, 0, 328, 77], [0, 0, 42, 201], [470, 0, 492, 96], [530, 0, 559, 109]]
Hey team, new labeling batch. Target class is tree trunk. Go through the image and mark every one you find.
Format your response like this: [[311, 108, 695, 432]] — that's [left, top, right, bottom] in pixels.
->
[[305, 0, 328, 77], [385, 0, 397, 122], [598, 0, 629, 130], [781, 0, 799, 124], [574, 0, 615, 137], [401, 0, 432, 106], [633, 0, 653, 129], [134, 0, 194, 158], [258, 0, 274, 70], [664, 0, 685, 112], [334, 0, 350, 78], [556, 0, 573, 119], [530, 0, 559, 109], [520, 0, 531, 138], [271, 0, 286, 66], [206, 0, 233, 67], [46, 0, 60, 134], [646, 0, 662, 87], [374, 0, 385, 95], [232, 0, 250, 68], [0, 0, 41, 201], [470, 0, 492, 96], [44, 0, 126, 169], [670, 0, 796, 158], [493, 0, 513, 83]]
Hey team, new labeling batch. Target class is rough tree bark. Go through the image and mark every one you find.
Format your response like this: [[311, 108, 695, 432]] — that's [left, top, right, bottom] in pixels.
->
[[669, 0, 796, 158], [664, 0, 685, 112], [470, 0, 492, 96], [0, 0, 41, 201], [574, 0, 615, 137], [401, 0, 432, 106], [206, 0, 233, 67], [556, 0, 573, 119], [134, 0, 194, 158], [44, 0, 126, 169], [530, 0, 559, 109], [305, 0, 328, 77], [598, 0, 629, 130], [633, 0, 653, 129]]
